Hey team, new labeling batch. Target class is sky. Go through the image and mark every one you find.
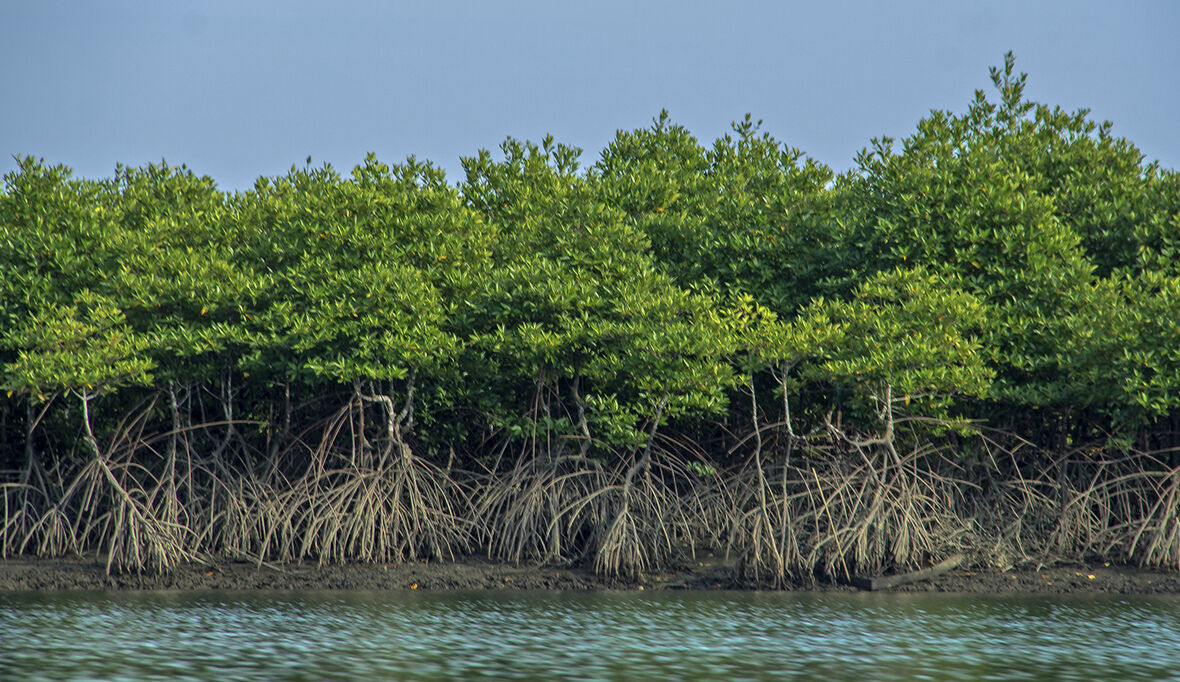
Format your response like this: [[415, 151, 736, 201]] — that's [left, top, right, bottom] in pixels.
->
[[3, 1, 1178, 190]]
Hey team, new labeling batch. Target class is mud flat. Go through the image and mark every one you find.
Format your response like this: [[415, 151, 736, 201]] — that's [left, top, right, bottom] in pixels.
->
[[1, 555, 1177, 595]]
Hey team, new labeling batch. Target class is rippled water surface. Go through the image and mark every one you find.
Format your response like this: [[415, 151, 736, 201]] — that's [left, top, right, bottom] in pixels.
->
[[3, 589, 1179, 680]]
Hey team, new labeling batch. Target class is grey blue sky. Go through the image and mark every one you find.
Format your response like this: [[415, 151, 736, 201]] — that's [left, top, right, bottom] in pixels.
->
[[3, 1, 1178, 190]]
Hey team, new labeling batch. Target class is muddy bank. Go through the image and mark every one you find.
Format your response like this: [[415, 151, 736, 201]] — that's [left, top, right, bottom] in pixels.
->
[[0, 554, 723, 592], [1, 554, 1177, 595]]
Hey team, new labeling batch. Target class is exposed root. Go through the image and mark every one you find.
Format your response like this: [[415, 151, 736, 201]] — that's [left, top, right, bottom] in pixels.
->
[[1046, 448, 1180, 570], [591, 398, 697, 578], [475, 454, 609, 565], [729, 441, 972, 584], [276, 395, 471, 564], [2, 483, 75, 558], [1130, 461, 1180, 569], [814, 444, 969, 577], [62, 452, 199, 574], [593, 464, 687, 577], [291, 452, 471, 563], [727, 457, 806, 587], [4, 389, 1180, 583]]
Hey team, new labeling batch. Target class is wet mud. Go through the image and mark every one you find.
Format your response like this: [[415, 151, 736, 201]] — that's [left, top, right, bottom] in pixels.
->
[[1, 554, 1177, 595]]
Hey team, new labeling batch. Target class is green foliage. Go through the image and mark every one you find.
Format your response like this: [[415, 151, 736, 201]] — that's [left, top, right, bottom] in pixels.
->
[[798, 267, 993, 414], [460, 137, 744, 452], [229, 156, 481, 386], [0, 159, 116, 331], [825, 52, 1177, 423], [593, 111, 834, 313], [97, 162, 245, 385], [0, 159, 157, 400], [6, 55, 1180, 578], [4, 290, 153, 400], [2, 51, 1178, 476], [1059, 271, 1180, 421]]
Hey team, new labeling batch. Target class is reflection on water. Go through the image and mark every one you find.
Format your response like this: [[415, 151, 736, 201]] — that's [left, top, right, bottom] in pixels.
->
[[3, 589, 1179, 680]]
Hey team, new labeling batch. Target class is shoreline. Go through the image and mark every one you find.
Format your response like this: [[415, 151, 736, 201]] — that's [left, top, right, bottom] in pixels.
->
[[2, 555, 1177, 595]]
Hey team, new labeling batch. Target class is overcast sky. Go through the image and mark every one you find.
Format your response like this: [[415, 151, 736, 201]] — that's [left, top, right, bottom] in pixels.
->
[[3, 1, 1178, 190]]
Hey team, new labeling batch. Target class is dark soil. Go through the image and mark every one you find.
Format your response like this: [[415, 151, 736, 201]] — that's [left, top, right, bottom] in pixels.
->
[[885, 562, 1180, 595], [1, 553, 1178, 594]]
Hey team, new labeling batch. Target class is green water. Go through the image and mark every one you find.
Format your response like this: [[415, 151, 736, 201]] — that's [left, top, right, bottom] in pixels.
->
[[2, 590, 1178, 680]]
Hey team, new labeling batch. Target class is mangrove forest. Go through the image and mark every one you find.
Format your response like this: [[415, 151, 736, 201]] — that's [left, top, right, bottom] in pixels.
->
[[3, 55, 1179, 585]]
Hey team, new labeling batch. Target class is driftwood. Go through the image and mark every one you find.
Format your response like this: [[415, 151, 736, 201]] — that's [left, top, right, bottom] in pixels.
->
[[849, 554, 964, 591]]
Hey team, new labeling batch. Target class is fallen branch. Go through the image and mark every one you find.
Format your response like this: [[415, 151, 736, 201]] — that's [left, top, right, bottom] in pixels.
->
[[849, 553, 963, 591]]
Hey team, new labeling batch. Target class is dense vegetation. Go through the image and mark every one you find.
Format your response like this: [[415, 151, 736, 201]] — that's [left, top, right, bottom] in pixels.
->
[[3, 55, 1179, 582]]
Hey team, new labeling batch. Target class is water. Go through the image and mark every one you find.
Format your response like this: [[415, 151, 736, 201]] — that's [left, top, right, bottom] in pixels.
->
[[2, 590, 1179, 681]]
